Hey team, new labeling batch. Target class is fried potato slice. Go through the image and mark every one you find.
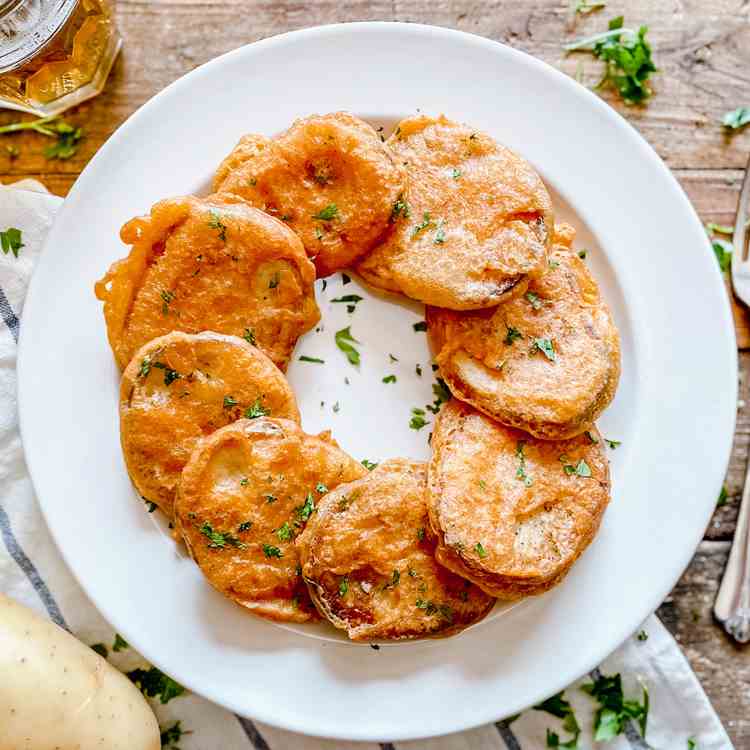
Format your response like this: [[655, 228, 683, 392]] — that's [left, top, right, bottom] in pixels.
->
[[120, 332, 300, 518], [213, 112, 406, 277], [428, 236, 620, 439], [428, 400, 610, 599], [94, 194, 319, 372], [355, 115, 553, 309], [296, 459, 494, 640], [175, 418, 367, 623]]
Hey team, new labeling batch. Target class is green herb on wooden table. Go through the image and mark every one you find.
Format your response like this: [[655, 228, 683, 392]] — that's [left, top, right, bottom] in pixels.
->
[[0, 115, 83, 159], [0, 227, 23, 258], [722, 107, 750, 130]]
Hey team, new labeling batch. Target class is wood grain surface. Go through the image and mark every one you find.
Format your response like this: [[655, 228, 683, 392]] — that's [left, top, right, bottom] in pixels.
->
[[1, 0, 749, 744]]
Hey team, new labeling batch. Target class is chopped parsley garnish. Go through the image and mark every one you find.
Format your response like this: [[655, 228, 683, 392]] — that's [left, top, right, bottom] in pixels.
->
[[416, 527, 426, 543], [126, 666, 185, 704], [525, 291, 543, 310], [688, 738, 697, 750], [314, 226, 324, 241], [505, 326, 523, 345], [262, 543, 282, 558], [361, 459, 378, 471], [585, 430, 599, 444], [333, 401, 340, 413], [244, 399, 270, 419], [0, 115, 82, 160], [339, 576, 349, 596], [299, 355, 325, 363], [410, 407, 429, 430], [152, 361, 181, 386], [426, 378, 451, 413], [390, 195, 411, 222], [0, 227, 24, 258], [342, 273, 351, 285], [335, 326, 361, 366], [243, 327, 256, 346], [112, 633, 129, 652], [474, 542, 488, 558], [268, 272, 281, 289], [434, 221, 446, 244], [276, 521, 294, 541], [722, 107, 750, 130], [312, 203, 339, 221], [296, 492, 315, 521], [413, 321, 427, 332], [564, 17, 657, 105], [605, 438, 621, 449], [223, 395, 238, 409], [581, 672, 649, 741], [160, 721, 186, 748], [451, 167, 462, 179], [533, 690, 581, 749], [160, 289, 175, 315], [91, 643, 108, 658], [316, 482, 328, 494], [562, 458, 592, 477], [239, 478, 249, 487], [382, 374, 397, 384], [415, 599, 453, 622], [416, 363, 423, 376], [389, 353, 399, 362], [636, 629, 648, 641], [208, 209, 227, 241], [332, 294, 363, 313], [531, 337, 556, 361], [516, 441, 533, 486], [710, 237, 732, 273], [238, 521, 252, 532], [144, 499, 157, 513], [411, 211, 435, 239], [717, 486, 729, 507], [265, 494, 278, 504], [200, 521, 246, 549], [478, 479, 487, 490], [578, 249, 588, 259], [385, 569, 401, 589]]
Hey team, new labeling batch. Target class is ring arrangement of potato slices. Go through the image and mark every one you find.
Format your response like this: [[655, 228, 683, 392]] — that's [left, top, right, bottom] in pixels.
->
[[96, 112, 621, 642]]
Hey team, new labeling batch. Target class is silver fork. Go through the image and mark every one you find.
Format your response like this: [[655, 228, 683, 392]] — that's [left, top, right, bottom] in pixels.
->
[[715, 150, 750, 642]]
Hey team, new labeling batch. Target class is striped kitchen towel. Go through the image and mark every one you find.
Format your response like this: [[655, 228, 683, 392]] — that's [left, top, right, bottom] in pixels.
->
[[0, 181, 734, 750]]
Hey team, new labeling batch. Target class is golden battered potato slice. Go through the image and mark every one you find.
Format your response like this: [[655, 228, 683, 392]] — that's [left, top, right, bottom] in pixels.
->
[[120, 332, 299, 518], [174, 418, 367, 623], [213, 112, 406, 277], [428, 240, 620, 439], [94, 194, 319, 372], [355, 115, 553, 309], [428, 400, 610, 600], [296, 459, 494, 641]]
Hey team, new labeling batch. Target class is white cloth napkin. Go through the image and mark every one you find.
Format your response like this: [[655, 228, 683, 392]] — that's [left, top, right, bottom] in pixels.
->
[[0, 182, 734, 750]]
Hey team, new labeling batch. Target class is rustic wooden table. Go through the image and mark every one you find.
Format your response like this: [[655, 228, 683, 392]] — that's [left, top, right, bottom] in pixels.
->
[[2, 0, 749, 744]]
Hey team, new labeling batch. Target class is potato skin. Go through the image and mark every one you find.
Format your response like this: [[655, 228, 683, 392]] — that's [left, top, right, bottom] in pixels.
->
[[214, 112, 406, 277], [120, 331, 300, 518], [356, 115, 553, 309], [94, 194, 319, 372], [175, 418, 367, 623], [428, 236, 620, 439], [296, 459, 494, 641], [0, 593, 159, 750], [427, 401, 610, 600]]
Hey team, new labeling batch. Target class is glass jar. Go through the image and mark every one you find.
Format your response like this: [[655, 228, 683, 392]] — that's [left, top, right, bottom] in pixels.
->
[[0, 0, 121, 116]]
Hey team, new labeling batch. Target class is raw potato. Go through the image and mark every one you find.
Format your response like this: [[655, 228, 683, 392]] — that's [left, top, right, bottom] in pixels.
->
[[0, 593, 159, 750]]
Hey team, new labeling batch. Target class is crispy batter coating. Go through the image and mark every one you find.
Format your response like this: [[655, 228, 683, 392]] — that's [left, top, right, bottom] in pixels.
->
[[428, 401, 610, 599], [296, 459, 494, 640], [428, 231, 620, 439], [213, 112, 406, 277], [120, 332, 299, 519], [355, 115, 553, 309], [94, 194, 319, 372], [174, 418, 367, 623]]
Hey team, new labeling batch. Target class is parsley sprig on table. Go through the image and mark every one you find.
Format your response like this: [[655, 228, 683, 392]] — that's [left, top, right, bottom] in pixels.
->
[[533, 690, 581, 748], [582, 672, 649, 741], [565, 16, 657, 104], [0, 115, 83, 160], [722, 107, 750, 130], [126, 666, 185, 704]]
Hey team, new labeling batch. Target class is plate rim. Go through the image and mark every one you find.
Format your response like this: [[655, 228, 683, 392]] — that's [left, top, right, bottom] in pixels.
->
[[17, 21, 738, 741]]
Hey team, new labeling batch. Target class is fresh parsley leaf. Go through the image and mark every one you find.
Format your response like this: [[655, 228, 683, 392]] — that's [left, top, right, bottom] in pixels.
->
[[581, 672, 649, 741], [331, 294, 363, 308], [223, 395, 238, 409], [243, 327, 256, 346], [711, 238, 732, 272], [160, 720, 186, 748], [451, 167, 462, 179], [410, 407, 429, 430], [112, 634, 129, 652], [411, 212, 435, 239], [534, 690, 581, 749], [244, 399, 270, 419], [722, 107, 750, 130], [335, 326, 361, 366], [299, 355, 325, 363], [339, 576, 349, 596], [314, 482, 328, 494], [526, 291, 543, 310], [565, 18, 657, 104], [361, 459, 378, 471], [505, 326, 523, 345], [717, 485, 728, 507], [426, 377, 451, 414], [41, 120, 83, 160], [562, 458, 592, 477], [413, 321, 427, 332], [605, 438, 621, 449], [144, 499, 157, 513], [265, 493, 278, 504], [390, 195, 411, 222], [276, 521, 294, 541], [208, 209, 227, 241], [296, 493, 315, 521], [262, 543, 282, 558], [687, 738, 697, 750], [127, 666, 185, 704], [152, 361, 181, 386], [91, 643, 108, 658], [382, 374, 397, 383], [160, 289, 175, 315], [516, 441, 533, 486], [200, 521, 246, 550], [636, 629, 648, 641], [531, 338, 556, 361], [384, 569, 401, 589], [0, 227, 24, 258], [312, 203, 338, 221], [474, 542, 488, 558]]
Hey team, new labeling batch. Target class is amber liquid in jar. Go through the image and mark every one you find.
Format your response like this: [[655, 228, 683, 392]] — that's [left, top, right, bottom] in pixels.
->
[[0, 0, 121, 115]]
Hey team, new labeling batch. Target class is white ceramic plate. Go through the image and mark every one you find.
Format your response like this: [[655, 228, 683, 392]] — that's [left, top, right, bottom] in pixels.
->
[[18, 22, 736, 741]]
